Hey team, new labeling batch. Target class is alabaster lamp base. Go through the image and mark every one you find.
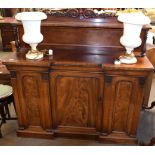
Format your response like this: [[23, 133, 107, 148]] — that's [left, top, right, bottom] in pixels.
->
[[114, 52, 137, 65], [26, 50, 43, 60], [119, 52, 137, 64]]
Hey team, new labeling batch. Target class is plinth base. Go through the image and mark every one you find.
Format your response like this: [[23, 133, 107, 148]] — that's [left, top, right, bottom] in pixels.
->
[[99, 132, 137, 145], [17, 128, 54, 139]]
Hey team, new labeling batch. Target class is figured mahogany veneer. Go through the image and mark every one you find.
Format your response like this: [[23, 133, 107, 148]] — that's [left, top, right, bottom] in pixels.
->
[[2, 49, 154, 144]]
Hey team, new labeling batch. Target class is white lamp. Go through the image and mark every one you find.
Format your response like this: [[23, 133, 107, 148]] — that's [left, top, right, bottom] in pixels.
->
[[15, 12, 47, 59], [116, 12, 150, 64]]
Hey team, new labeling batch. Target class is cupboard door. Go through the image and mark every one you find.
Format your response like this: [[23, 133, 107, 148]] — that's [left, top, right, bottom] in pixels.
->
[[11, 70, 52, 137], [102, 75, 145, 137], [50, 71, 103, 135]]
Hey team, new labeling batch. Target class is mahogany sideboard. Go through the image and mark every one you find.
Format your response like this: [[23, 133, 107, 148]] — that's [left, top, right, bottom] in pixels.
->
[[1, 15, 154, 144], [3, 49, 154, 144]]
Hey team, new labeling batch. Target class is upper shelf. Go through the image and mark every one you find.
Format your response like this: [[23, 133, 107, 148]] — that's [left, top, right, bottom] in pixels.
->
[[0, 16, 151, 29], [0, 12, 152, 55]]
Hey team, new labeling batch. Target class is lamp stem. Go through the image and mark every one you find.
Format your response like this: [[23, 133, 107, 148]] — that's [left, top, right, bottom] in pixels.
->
[[30, 44, 38, 51], [125, 47, 132, 55]]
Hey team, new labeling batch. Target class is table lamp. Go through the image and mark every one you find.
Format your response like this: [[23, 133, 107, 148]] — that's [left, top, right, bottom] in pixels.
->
[[15, 12, 47, 59], [115, 12, 150, 64]]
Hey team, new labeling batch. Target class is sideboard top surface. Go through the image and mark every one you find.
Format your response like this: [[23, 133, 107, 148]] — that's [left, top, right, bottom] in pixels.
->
[[2, 49, 154, 71]]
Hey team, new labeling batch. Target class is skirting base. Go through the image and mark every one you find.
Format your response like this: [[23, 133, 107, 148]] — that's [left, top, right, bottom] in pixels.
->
[[17, 129, 54, 139], [16, 129, 138, 144], [99, 133, 137, 145]]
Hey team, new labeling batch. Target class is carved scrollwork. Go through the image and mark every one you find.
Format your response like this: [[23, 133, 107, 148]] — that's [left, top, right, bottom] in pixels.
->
[[36, 8, 68, 17], [35, 8, 117, 19], [83, 9, 96, 18], [48, 10, 66, 17], [66, 9, 80, 18]]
